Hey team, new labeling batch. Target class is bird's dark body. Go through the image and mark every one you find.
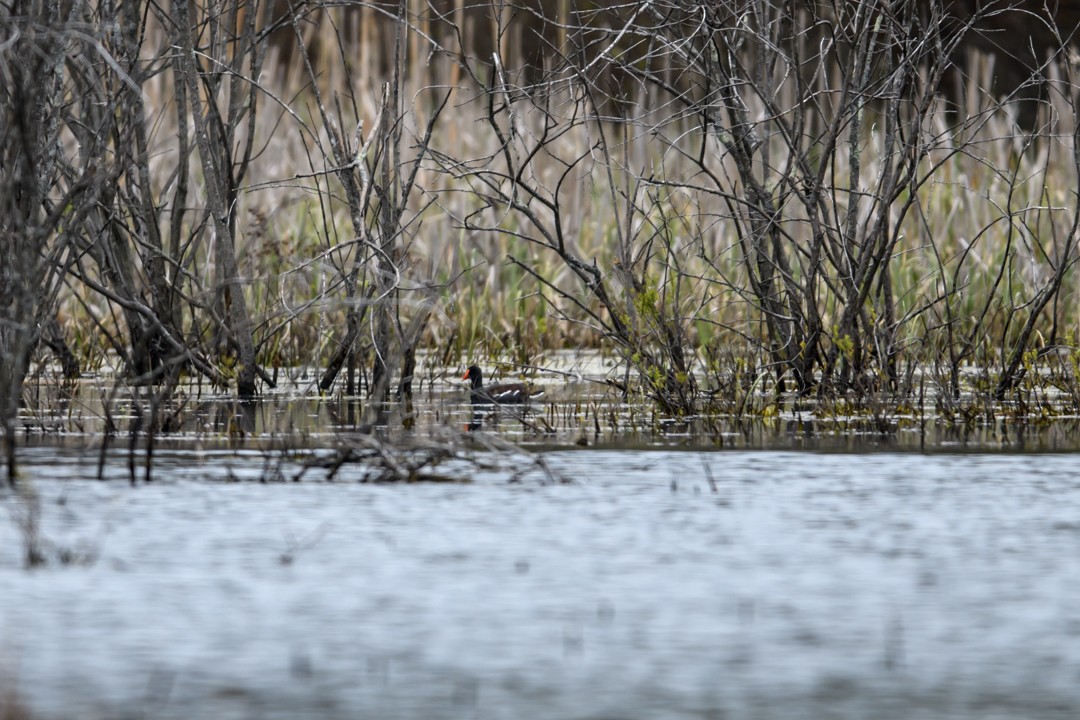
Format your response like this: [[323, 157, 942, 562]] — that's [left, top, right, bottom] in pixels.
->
[[463, 365, 542, 405]]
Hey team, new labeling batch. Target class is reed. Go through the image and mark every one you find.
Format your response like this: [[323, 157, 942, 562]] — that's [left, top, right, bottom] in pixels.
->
[[3, 0, 1079, 447]]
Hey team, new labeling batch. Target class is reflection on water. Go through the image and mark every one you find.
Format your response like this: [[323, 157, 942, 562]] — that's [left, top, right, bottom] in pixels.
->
[[2, 448, 1080, 719], [14, 365, 1080, 452]]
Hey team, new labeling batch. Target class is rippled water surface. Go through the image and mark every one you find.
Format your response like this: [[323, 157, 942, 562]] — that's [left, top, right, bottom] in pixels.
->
[[3, 447, 1080, 719]]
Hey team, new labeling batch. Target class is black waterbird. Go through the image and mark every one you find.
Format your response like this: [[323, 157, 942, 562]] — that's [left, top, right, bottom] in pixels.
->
[[463, 365, 544, 405]]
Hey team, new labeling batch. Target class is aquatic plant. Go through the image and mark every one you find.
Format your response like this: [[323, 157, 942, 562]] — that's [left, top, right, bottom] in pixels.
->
[[3, 0, 1080, 475]]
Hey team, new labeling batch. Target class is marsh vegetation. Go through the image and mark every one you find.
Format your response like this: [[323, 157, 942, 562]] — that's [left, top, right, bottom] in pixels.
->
[[4, 0, 1080, 473]]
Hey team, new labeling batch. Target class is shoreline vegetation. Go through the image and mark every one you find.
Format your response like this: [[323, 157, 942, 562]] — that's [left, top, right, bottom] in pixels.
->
[[4, 1, 1080, 478]]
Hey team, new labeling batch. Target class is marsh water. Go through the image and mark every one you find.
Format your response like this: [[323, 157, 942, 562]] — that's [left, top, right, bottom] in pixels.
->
[[3, 364, 1080, 719]]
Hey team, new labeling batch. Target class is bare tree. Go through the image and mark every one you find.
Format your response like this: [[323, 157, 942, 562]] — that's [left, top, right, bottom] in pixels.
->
[[172, 0, 275, 398], [267, 0, 449, 422], [0, 0, 106, 481], [432, 0, 1080, 409]]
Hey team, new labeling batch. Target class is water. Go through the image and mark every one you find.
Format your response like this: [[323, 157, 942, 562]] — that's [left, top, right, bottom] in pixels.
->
[[3, 447, 1080, 719], [16, 353, 1080, 451]]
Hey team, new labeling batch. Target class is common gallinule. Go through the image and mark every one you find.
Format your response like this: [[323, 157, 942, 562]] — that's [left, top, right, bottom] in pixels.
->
[[464, 365, 544, 405]]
